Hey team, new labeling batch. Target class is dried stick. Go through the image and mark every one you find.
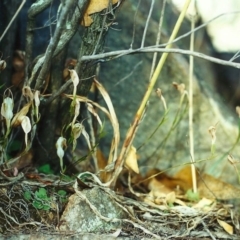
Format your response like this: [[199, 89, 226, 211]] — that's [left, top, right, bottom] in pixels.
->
[[80, 47, 240, 69], [25, 0, 53, 84], [141, 0, 155, 48], [188, 2, 197, 193], [0, 0, 26, 43], [130, 0, 141, 49], [34, 0, 78, 90], [149, 0, 166, 79]]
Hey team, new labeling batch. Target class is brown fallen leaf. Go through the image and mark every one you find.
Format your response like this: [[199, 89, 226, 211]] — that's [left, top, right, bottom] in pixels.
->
[[198, 173, 240, 199], [142, 166, 240, 200], [82, 0, 119, 26], [217, 219, 233, 235], [124, 146, 139, 174]]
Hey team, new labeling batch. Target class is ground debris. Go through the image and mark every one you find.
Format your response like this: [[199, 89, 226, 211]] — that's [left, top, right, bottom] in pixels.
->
[[0, 180, 239, 239]]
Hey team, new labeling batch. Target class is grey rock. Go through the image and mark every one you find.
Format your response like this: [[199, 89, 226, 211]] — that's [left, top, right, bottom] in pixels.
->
[[59, 187, 126, 233], [97, 1, 240, 183]]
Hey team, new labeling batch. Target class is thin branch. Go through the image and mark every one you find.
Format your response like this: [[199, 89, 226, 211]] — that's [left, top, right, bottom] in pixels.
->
[[25, 0, 53, 84], [114, 61, 142, 87], [34, 0, 79, 90], [130, 0, 141, 49], [141, 0, 155, 48], [149, 0, 166, 79], [188, 2, 197, 194], [81, 47, 240, 69], [0, 0, 26, 43], [27, 0, 89, 88], [42, 80, 72, 106]]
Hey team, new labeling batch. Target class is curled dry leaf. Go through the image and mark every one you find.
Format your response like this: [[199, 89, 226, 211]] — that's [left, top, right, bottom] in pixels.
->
[[208, 125, 217, 143], [192, 198, 215, 212], [86, 102, 102, 127], [156, 88, 167, 110], [71, 99, 80, 127], [172, 82, 186, 95], [63, 58, 77, 81], [11, 102, 31, 127], [22, 86, 34, 101], [82, 126, 91, 151], [217, 219, 233, 235], [65, 78, 120, 166], [93, 79, 119, 164], [72, 123, 83, 151], [82, 0, 119, 26], [124, 146, 139, 174]]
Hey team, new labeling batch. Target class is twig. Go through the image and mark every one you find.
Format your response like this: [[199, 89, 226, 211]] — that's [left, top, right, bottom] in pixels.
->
[[130, 0, 141, 49], [42, 80, 72, 106], [188, 2, 197, 193], [201, 220, 217, 240], [34, 0, 78, 90], [0, 0, 26, 43], [25, 0, 53, 83], [114, 61, 142, 87], [149, 0, 166, 79], [81, 47, 240, 69], [141, 0, 155, 48]]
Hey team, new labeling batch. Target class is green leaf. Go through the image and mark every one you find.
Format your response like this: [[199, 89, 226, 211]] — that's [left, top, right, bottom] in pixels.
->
[[33, 200, 43, 209], [38, 164, 54, 174], [42, 204, 51, 211], [186, 189, 199, 202], [58, 190, 67, 197], [35, 188, 49, 200], [23, 191, 32, 201]]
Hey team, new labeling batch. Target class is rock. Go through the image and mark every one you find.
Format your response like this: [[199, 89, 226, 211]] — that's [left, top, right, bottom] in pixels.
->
[[98, 0, 240, 184], [59, 187, 126, 233]]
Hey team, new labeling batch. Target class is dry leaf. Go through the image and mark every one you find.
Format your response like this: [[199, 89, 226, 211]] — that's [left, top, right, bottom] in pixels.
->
[[217, 219, 233, 235], [65, 88, 119, 166], [22, 86, 34, 101], [148, 177, 173, 195], [72, 123, 83, 151], [93, 79, 119, 164], [11, 102, 31, 127], [173, 166, 195, 191], [124, 146, 139, 174], [165, 191, 176, 205], [192, 198, 215, 212], [86, 103, 102, 127], [198, 173, 240, 199], [82, 0, 119, 26]]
